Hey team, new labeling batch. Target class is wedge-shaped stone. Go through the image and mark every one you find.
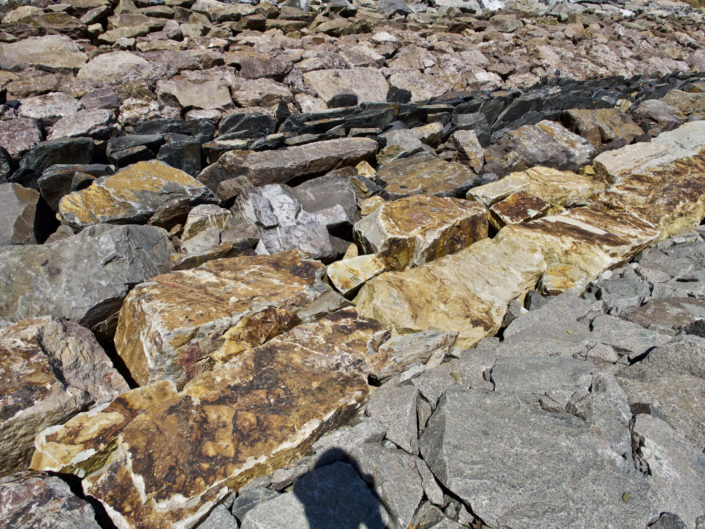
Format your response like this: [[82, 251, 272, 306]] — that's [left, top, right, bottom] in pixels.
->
[[327, 254, 386, 297], [489, 191, 549, 229], [377, 153, 479, 200], [354, 195, 488, 271], [114, 251, 333, 388], [597, 121, 705, 239], [59, 160, 215, 229], [500, 205, 659, 293], [35, 309, 384, 529], [1, 317, 127, 475], [0, 183, 39, 245], [355, 235, 545, 347], [467, 166, 603, 209]]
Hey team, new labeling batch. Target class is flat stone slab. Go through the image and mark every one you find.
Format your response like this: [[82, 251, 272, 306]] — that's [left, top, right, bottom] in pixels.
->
[[354, 194, 488, 270], [59, 160, 215, 229], [33, 309, 386, 529], [303, 68, 389, 103], [0, 183, 38, 245], [0, 317, 127, 475], [114, 250, 333, 388], [327, 254, 386, 297], [0, 35, 87, 70]]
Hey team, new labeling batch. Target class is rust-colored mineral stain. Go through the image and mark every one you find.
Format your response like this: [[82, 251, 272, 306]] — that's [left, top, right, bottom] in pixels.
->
[[490, 191, 549, 225]]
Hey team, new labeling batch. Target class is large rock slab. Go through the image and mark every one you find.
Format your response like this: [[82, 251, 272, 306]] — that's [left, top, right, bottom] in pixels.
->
[[0, 224, 173, 338], [562, 108, 644, 149], [376, 152, 479, 200], [35, 309, 386, 529], [597, 121, 705, 239], [419, 386, 660, 529], [0, 472, 102, 529], [354, 194, 488, 271], [303, 68, 389, 104], [58, 160, 215, 229], [355, 234, 545, 347], [114, 250, 335, 388], [0, 35, 87, 70], [0, 317, 127, 475], [0, 183, 38, 245]]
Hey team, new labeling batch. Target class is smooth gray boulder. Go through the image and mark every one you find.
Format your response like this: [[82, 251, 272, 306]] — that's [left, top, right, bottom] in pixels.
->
[[419, 386, 660, 529], [0, 224, 173, 339]]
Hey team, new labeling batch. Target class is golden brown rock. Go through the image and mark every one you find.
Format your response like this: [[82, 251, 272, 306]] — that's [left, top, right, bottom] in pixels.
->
[[327, 254, 386, 297], [354, 194, 488, 270], [114, 250, 332, 389], [562, 108, 645, 148], [489, 191, 550, 229]]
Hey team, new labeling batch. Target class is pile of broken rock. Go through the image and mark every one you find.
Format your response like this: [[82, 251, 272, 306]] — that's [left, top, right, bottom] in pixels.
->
[[1, 0, 705, 528]]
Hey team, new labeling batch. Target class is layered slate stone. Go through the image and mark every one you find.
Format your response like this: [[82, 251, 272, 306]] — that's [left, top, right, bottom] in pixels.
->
[[355, 235, 545, 347], [596, 121, 705, 239], [114, 251, 334, 388], [58, 160, 215, 229], [33, 309, 387, 529], [354, 194, 488, 270], [0, 225, 173, 338], [0, 317, 127, 475], [0, 183, 38, 245], [376, 153, 478, 199]]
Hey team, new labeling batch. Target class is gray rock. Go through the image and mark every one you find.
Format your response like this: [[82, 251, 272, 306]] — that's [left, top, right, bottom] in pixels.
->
[[648, 513, 688, 529], [18, 137, 94, 179], [365, 383, 419, 455], [48, 109, 116, 141], [0, 472, 101, 529], [0, 183, 38, 245], [198, 504, 239, 529], [414, 458, 445, 507], [641, 335, 705, 379], [241, 462, 391, 529], [624, 297, 705, 335], [270, 457, 315, 491], [380, 128, 427, 158], [0, 224, 173, 339], [256, 222, 335, 261], [632, 413, 705, 528], [419, 386, 660, 529], [632, 99, 683, 136], [294, 174, 359, 230], [372, 331, 457, 383], [0, 118, 43, 160], [590, 314, 670, 360], [595, 267, 651, 315], [232, 487, 279, 522], [18, 93, 82, 127], [313, 419, 387, 460], [37, 163, 113, 213]]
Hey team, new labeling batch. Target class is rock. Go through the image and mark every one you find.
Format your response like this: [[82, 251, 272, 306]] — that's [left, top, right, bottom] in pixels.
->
[[114, 251, 334, 388], [0, 224, 173, 338], [327, 254, 386, 297], [597, 121, 705, 239], [641, 335, 705, 379], [419, 386, 659, 529], [48, 109, 115, 140], [380, 128, 427, 159], [648, 513, 688, 529], [37, 163, 113, 212], [157, 77, 232, 110], [0, 35, 87, 70], [0, 183, 38, 245], [373, 331, 457, 384], [293, 174, 359, 230], [631, 413, 705, 528], [624, 297, 705, 335], [355, 234, 545, 348], [58, 160, 215, 229], [257, 222, 336, 261], [0, 118, 42, 160], [0, 317, 127, 474], [241, 462, 390, 529], [157, 136, 202, 176], [562, 108, 645, 149], [17, 137, 94, 186], [232, 486, 279, 522], [593, 268, 651, 315], [37, 309, 384, 529], [18, 92, 81, 126], [198, 505, 239, 529], [218, 112, 276, 140], [229, 78, 292, 108], [76, 51, 161, 84], [489, 190, 550, 228], [484, 120, 596, 176], [632, 99, 682, 136], [0, 472, 102, 529], [365, 383, 419, 454], [589, 314, 670, 360], [451, 129, 484, 173], [376, 153, 480, 200], [303, 68, 388, 104], [354, 194, 488, 270]]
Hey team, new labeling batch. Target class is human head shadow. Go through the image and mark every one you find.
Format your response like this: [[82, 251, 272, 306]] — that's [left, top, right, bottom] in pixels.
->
[[293, 447, 388, 529]]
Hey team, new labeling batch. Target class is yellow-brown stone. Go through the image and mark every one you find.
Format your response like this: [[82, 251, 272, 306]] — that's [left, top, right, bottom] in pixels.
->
[[489, 191, 550, 229], [354, 194, 488, 270], [114, 250, 332, 389], [327, 254, 386, 297], [58, 160, 215, 229]]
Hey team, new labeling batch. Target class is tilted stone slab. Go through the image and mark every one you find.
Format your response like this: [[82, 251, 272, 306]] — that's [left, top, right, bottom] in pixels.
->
[[355, 235, 545, 348], [114, 250, 334, 389], [33, 309, 387, 529], [59, 160, 215, 229], [1, 317, 127, 475], [354, 194, 488, 270], [597, 121, 705, 239], [0, 182, 39, 245]]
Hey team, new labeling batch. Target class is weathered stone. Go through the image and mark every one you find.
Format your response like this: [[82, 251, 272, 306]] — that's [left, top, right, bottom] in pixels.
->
[[114, 251, 334, 388], [0, 118, 42, 160], [640, 335, 705, 379], [625, 297, 705, 335], [589, 314, 670, 360], [232, 486, 279, 521], [489, 190, 550, 228], [0, 183, 38, 245], [76, 51, 160, 84], [355, 234, 545, 348], [41, 309, 383, 529], [594, 267, 651, 315], [0, 472, 102, 529], [157, 136, 202, 176], [229, 78, 292, 108], [157, 78, 232, 110], [380, 128, 427, 159], [303, 68, 388, 104], [419, 386, 659, 529], [376, 153, 480, 200], [18, 137, 94, 181], [198, 504, 239, 529], [37, 164, 113, 212], [294, 174, 359, 230], [354, 194, 488, 271], [48, 109, 115, 140], [257, 222, 336, 261], [0, 317, 127, 474], [373, 331, 456, 384], [366, 383, 419, 454], [648, 513, 688, 529], [241, 462, 390, 529], [58, 160, 215, 229], [0, 224, 173, 337], [0, 35, 87, 70], [562, 108, 645, 149], [632, 99, 683, 136], [451, 129, 484, 173]]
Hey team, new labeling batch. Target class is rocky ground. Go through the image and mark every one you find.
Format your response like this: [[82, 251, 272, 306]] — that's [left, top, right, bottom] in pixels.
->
[[1, 0, 705, 527]]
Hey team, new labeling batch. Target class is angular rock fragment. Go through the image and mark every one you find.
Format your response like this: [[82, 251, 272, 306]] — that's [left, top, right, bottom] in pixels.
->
[[562, 108, 645, 149], [354, 194, 488, 270], [327, 254, 386, 297], [48, 109, 115, 140], [0, 224, 173, 338], [489, 190, 549, 228], [294, 174, 359, 230], [0, 118, 43, 160], [0, 35, 87, 70], [365, 383, 419, 454], [114, 251, 334, 388], [58, 160, 215, 229], [303, 68, 389, 104], [157, 77, 232, 110], [0, 183, 38, 245], [452, 129, 484, 172], [0, 317, 127, 474]]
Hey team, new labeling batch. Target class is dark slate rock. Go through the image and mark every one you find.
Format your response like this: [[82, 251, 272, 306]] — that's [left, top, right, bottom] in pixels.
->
[[80, 87, 120, 110], [217, 113, 277, 140], [328, 93, 358, 108], [17, 137, 94, 188], [106, 134, 164, 165], [279, 108, 352, 135], [108, 144, 155, 167], [343, 105, 398, 130], [157, 136, 202, 176], [132, 118, 215, 142], [449, 112, 490, 146], [0, 182, 38, 245], [294, 174, 358, 231], [148, 196, 190, 230], [0, 147, 15, 182], [377, 0, 412, 15], [387, 86, 412, 104], [38, 164, 114, 212]]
